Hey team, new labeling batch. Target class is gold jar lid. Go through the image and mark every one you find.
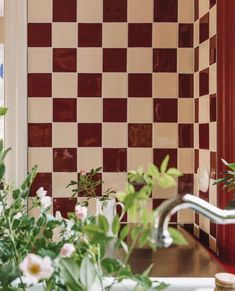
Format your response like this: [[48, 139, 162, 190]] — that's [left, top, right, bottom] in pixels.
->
[[215, 273, 235, 288]]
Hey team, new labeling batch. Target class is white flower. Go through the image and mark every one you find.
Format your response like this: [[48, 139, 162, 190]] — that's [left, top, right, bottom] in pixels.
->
[[14, 212, 23, 220], [36, 187, 47, 199], [75, 205, 87, 221], [19, 254, 54, 284], [60, 243, 75, 258], [40, 196, 52, 209]]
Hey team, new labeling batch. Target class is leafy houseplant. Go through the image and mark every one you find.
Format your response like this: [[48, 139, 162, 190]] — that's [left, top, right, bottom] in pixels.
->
[[214, 159, 235, 209], [0, 107, 187, 290]]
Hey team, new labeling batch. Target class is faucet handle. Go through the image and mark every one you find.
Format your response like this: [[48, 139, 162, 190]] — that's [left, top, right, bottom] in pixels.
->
[[152, 228, 173, 248]]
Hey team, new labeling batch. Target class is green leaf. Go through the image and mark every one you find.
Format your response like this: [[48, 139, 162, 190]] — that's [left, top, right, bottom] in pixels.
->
[[60, 258, 83, 290], [101, 257, 123, 273], [0, 107, 8, 116], [98, 215, 109, 233], [112, 215, 120, 235], [0, 163, 5, 180], [160, 155, 169, 173], [167, 168, 182, 177], [119, 225, 129, 241], [157, 174, 176, 188], [80, 254, 97, 289], [148, 164, 160, 179], [116, 191, 127, 202], [168, 227, 187, 245], [227, 163, 235, 171]]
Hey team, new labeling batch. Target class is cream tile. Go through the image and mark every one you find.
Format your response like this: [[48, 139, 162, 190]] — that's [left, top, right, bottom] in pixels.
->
[[194, 224, 200, 238], [209, 122, 217, 152], [52, 73, 77, 98], [77, 48, 102, 73], [178, 99, 194, 123], [53, 173, 77, 198], [102, 73, 127, 98], [199, 149, 210, 169], [103, 24, 128, 48], [199, 40, 209, 71], [153, 123, 178, 148], [128, 0, 153, 22], [28, 148, 53, 172], [52, 23, 77, 48], [103, 123, 127, 148], [77, 0, 103, 22], [178, 149, 194, 173], [199, 95, 210, 123], [209, 6, 217, 37], [209, 179, 217, 206], [209, 63, 217, 95], [209, 236, 217, 253], [28, 0, 52, 22], [153, 24, 178, 48], [194, 21, 199, 47], [194, 73, 199, 98], [28, 198, 41, 218], [53, 123, 77, 148], [77, 148, 102, 172], [128, 148, 153, 171], [78, 197, 96, 215], [178, 209, 194, 223], [194, 124, 199, 149], [128, 98, 153, 123], [199, 215, 210, 233], [153, 73, 178, 98], [199, 0, 209, 18], [153, 183, 178, 199], [28, 98, 52, 123], [28, 48, 52, 73], [102, 173, 127, 194], [178, 48, 194, 73], [77, 98, 102, 122], [178, 0, 194, 23], [128, 48, 152, 73]]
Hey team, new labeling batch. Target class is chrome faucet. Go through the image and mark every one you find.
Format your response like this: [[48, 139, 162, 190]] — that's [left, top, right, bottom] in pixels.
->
[[153, 194, 235, 248]]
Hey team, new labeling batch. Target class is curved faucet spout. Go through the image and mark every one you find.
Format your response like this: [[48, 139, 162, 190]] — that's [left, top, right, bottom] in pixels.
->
[[153, 194, 235, 248]]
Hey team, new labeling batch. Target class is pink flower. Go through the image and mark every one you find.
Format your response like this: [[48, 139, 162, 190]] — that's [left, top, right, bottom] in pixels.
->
[[19, 254, 54, 283], [80, 170, 86, 176], [75, 205, 87, 221], [60, 243, 75, 258]]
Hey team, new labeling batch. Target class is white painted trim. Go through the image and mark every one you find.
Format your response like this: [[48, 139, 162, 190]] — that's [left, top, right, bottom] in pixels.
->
[[4, 0, 27, 187]]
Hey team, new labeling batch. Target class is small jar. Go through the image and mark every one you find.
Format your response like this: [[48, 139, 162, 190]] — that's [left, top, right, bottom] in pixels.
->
[[215, 273, 235, 291]]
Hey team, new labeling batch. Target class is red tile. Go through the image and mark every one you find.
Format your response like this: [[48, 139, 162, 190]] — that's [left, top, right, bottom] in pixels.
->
[[199, 229, 209, 248], [28, 124, 52, 147], [77, 172, 102, 197], [199, 68, 209, 96], [78, 123, 102, 147], [103, 0, 127, 22], [210, 151, 217, 179], [210, 94, 216, 122], [199, 123, 209, 149], [194, 0, 199, 21], [53, 0, 77, 22], [153, 199, 177, 222], [30, 173, 52, 197], [53, 98, 77, 122], [103, 99, 127, 122], [179, 124, 194, 148], [195, 47, 199, 72], [53, 148, 77, 172], [194, 149, 199, 173], [179, 24, 193, 48], [179, 74, 194, 98], [195, 213, 199, 225], [154, 0, 178, 22], [178, 174, 194, 194], [154, 148, 178, 168], [210, 221, 217, 237], [128, 74, 152, 97], [28, 23, 51, 47], [28, 74, 52, 97], [210, 35, 216, 65], [77, 74, 102, 97], [103, 148, 127, 172], [154, 99, 178, 122], [128, 24, 152, 47], [210, 0, 216, 8], [103, 49, 127, 72], [199, 190, 209, 202], [128, 124, 152, 147], [53, 198, 77, 218], [78, 24, 102, 47], [53, 49, 77, 72], [200, 13, 209, 44], [195, 98, 199, 123], [153, 49, 177, 72]]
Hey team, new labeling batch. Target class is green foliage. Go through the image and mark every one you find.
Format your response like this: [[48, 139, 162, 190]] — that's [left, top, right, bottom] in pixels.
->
[[168, 227, 188, 245]]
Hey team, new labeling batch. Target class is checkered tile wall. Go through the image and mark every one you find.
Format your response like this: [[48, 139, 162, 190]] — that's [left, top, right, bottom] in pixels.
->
[[27, 0, 196, 224], [191, 0, 217, 253]]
